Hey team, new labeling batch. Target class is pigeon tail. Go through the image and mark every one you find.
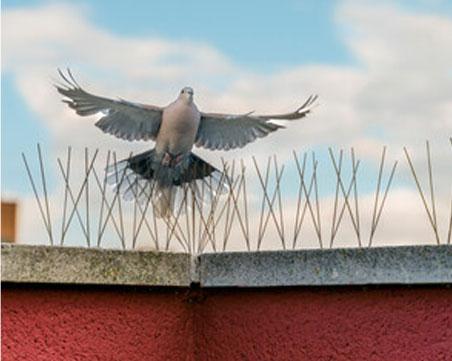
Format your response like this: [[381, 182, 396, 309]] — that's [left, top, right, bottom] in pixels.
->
[[106, 149, 228, 218]]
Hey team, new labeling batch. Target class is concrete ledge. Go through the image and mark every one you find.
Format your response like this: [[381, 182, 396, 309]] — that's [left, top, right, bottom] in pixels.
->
[[1, 243, 191, 286], [2, 243, 451, 287], [198, 245, 452, 287]]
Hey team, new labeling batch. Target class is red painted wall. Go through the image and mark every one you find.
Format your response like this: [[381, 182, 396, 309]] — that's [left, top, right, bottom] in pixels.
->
[[3, 285, 452, 361], [2, 286, 195, 361], [196, 287, 452, 361]]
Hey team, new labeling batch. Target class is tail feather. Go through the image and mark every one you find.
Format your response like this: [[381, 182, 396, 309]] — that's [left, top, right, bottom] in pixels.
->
[[152, 186, 175, 218], [106, 149, 228, 218]]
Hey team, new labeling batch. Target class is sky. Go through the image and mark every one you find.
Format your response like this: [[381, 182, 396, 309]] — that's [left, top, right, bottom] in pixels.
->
[[1, 0, 452, 248]]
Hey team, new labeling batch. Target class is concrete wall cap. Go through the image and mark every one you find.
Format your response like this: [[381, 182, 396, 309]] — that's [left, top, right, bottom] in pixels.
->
[[1, 243, 191, 286], [2, 243, 451, 287], [198, 245, 452, 287]]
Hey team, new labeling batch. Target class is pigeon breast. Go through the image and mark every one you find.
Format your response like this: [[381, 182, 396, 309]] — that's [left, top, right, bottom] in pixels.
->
[[155, 99, 201, 155]]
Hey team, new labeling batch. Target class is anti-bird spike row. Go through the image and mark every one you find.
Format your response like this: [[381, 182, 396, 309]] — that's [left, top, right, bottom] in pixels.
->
[[22, 142, 450, 252]]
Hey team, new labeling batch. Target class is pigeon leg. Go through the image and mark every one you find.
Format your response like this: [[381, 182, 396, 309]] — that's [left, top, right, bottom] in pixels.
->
[[162, 152, 172, 167], [172, 153, 184, 167]]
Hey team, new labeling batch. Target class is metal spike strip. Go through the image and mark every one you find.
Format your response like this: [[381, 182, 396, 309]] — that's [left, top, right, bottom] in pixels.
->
[[292, 154, 317, 249], [404, 144, 441, 245], [22, 143, 450, 252], [22, 152, 53, 244], [328, 148, 360, 247], [368, 160, 397, 247], [253, 156, 286, 249], [37, 144, 54, 245], [256, 159, 285, 251], [293, 152, 321, 246]]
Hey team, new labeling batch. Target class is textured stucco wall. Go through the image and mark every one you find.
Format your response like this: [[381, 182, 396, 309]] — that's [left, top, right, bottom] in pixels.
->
[[2, 285, 195, 361], [3, 284, 452, 361], [196, 286, 452, 361]]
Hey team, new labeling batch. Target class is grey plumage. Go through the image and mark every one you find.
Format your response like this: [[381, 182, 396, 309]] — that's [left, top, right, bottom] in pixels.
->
[[56, 68, 317, 217], [56, 69, 162, 141], [196, 95, 318, 151]]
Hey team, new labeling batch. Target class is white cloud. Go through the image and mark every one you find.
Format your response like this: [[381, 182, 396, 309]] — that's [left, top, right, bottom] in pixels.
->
[[2, 1, 451, 248]]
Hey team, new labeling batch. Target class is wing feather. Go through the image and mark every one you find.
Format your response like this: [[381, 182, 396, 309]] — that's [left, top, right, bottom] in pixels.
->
[[56, 69, 163, 141], [195, 95, 317, 151]]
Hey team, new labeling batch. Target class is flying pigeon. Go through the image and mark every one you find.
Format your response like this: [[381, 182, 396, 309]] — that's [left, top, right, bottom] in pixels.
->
[[56, 69, 318, 217]]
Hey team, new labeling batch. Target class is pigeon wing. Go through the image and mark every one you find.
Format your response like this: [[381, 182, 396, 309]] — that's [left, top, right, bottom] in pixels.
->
[[56, 69, 163, 142], [195, 95, 318, 151]]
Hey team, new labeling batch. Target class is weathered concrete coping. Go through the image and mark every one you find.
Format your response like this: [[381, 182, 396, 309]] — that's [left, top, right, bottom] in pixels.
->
[[1, 243, 191, 286], [2, 243, 451, 287], [198, 245, 452, 287]]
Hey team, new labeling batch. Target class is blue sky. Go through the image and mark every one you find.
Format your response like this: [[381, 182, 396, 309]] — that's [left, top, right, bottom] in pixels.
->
[[3, 0, 352, 69], [3, 0, 450, 69]]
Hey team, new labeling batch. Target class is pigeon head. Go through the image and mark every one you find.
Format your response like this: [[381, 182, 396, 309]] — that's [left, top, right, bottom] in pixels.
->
[[179, 87, 194, 102]]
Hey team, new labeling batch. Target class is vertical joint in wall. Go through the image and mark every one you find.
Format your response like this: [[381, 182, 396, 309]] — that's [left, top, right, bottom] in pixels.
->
[[190, 254, 200, 286]]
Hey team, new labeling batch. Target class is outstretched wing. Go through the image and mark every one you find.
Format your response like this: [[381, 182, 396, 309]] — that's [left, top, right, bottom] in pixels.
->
[[56, 69, 163, 142], [195, 95, 318, 151]]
